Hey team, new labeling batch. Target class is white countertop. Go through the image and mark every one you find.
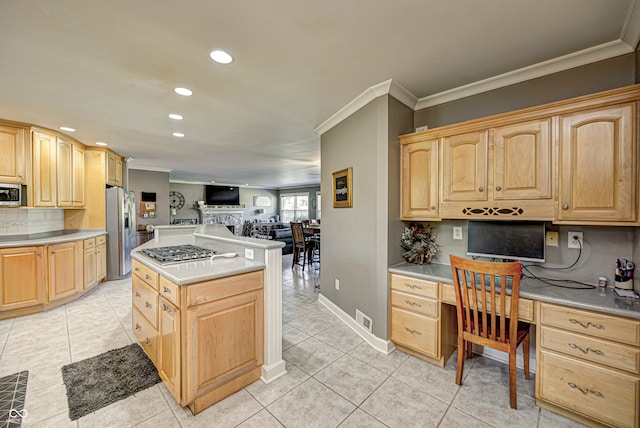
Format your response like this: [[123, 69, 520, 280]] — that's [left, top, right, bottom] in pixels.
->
[[0, 229, 107, 247]]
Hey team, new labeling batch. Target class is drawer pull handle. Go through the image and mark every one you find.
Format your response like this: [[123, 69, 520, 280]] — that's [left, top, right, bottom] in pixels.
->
[[404, 300, 422, 308], [403, 327, 422, 336], [568, 383, 603, 397], [569, 319, 603, 330], [162, 303, 171, 312], [135, 323, 141, 330], [404, 283, 423, 290], [135, 292, 141, 297], [145, 274, 152, 280], [145, 302, 152, 308], [568, 343, 604, 356], [163, 286, 171, 294], [134, 267, 140, 272], [145, 338, 152, 346]]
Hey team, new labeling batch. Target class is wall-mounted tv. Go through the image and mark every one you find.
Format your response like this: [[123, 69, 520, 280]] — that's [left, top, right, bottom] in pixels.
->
[[205, 185, 240, 206], [467, 220, 545, 263]]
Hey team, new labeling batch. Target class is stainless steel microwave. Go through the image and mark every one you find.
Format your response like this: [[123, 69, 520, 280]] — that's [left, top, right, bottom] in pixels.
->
[[0, 183, 21, 206]]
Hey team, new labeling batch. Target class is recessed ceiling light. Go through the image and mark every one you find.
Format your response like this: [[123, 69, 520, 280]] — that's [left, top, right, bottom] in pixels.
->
[[60, 126, 75, 132], [95, 141, 108, 146], [174, 87, 193, 96], [211, 180, 216, 183], [168, 113, 183, 120], [209, 50, 233, 64], [172, 132, 185, 138]]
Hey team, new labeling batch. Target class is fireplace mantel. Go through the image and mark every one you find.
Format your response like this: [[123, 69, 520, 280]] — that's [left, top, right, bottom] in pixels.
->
[[197, 206, 244, 235]]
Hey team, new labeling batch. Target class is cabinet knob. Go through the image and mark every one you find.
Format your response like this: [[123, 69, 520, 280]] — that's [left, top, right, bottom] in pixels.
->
[[145, 302, 152, 308], [495, 186, 502, 191], [562, 204, 569, 210], [478, 186, 484, 192], [135, 323, 141, 330], [430, 206, 436, 210], [135, 292, 141, 297], [134, 267, 140, 272]]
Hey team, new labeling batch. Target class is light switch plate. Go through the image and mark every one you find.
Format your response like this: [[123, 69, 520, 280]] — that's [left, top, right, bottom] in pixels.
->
[[545, 231, 558, 247], [453, 227, 463, 240]]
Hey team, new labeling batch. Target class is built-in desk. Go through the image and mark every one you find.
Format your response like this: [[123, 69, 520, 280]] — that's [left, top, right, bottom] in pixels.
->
[[389, 261, 640, 428]]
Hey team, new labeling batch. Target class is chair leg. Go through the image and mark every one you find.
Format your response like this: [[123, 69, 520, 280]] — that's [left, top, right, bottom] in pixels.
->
[[456, 337, 465, 385], [509, 350, 517, 409], [523, 333, 531, 380], [466, 341, 473, 359]]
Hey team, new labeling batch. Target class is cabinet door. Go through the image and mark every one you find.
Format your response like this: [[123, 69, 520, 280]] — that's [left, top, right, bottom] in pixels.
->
[[84, 247, 97, 289], [73, 143, 85, 207], [57, 138, 73, 207], [48, 241, 82, 301], [0, 125, 26, 184], [32, 131, 57, 207], [0, 246, 44, 311], [493, 119, 552, 200], [558, 104, 636, 221], [441, 131, 488, 201], [106, 151, 116, 186], [401, 139, 439, 219], [115, 156, 123, 186], [184, 289, 263, 403], [96, 243, 106, 282], [159, 298, 181, 403]]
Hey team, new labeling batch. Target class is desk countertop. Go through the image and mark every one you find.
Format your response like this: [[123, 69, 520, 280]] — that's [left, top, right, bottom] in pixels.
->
[[389, 261, 640, 320]]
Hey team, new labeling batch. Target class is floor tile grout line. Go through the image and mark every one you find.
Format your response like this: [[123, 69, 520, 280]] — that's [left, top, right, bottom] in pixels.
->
[[0, 318, 14, 359]]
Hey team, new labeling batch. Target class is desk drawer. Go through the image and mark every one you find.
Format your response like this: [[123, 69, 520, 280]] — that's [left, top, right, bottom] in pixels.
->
[[391, 290, 438, 317], [391, 307, 438, 358], [540, 326, 640, 374], [133, 307, 158, 366], [132, 259, 159, 290], [440, 283, 534, 323], [538, 350, 639, 428], [390, 274, 438, 299], [133, 275, 158, 328], [540, 303, 640, 346]]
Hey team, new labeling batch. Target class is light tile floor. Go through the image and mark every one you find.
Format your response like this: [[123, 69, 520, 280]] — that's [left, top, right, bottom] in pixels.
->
[[0, 255, 587, 427]]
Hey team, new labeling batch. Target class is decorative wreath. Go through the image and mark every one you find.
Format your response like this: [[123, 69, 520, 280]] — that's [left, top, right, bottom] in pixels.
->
[[401, 224, 439, 264]]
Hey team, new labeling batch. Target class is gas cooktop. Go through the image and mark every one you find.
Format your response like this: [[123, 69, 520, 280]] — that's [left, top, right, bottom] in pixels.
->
[[140, 245, 217, 265]]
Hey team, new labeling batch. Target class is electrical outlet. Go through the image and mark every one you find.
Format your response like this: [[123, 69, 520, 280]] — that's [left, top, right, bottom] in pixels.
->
[[244, 248, 254, 259], [335, 279, 340, 290], [453, 227, 463, 240], [568, 231, 583, 249], [545, 231, 559, 247]]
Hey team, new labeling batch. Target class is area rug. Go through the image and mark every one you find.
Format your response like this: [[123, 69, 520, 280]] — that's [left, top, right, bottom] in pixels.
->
[[0, 370, 28, 428], [61, 344, 161, 420]]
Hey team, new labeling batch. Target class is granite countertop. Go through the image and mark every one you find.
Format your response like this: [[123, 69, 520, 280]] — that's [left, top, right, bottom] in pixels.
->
[[131, 230, 266, 285], [389, 261, 640, 320], [0, 229, 107, 248]]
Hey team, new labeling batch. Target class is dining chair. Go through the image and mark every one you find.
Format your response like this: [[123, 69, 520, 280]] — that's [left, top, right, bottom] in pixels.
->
[[290, 222, 308, 270], [449, 255, 530, 409]]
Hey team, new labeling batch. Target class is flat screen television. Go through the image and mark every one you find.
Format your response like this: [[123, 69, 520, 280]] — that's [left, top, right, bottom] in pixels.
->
[[466, 220, 545, 263], [205, 185, 240, 206]]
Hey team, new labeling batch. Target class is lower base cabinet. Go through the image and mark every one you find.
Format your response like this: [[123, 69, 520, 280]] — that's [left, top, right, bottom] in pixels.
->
[[48, 241, 82, 302], [132, 259, 264, 414], [0, 246, 45, 311]]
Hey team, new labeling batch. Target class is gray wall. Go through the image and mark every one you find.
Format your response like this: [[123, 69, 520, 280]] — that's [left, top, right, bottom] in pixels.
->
[[128, 169, 170, 226], [320, 95, 412, 338]]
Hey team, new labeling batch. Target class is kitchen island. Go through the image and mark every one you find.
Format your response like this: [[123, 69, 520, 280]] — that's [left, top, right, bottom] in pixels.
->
[[130, 224, 286, 414]]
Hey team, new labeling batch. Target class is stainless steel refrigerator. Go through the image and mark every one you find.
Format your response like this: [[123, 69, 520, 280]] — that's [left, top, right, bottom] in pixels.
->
[[106, 187, 136, 280]]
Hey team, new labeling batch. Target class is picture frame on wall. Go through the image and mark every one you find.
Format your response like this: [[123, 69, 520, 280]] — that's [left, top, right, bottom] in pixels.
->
[[332, 167, 353, 208]]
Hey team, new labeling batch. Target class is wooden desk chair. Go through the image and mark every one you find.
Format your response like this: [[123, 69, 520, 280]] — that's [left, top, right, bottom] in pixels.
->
[[449, 255, 530, 409], [290, 222, 308, 270]]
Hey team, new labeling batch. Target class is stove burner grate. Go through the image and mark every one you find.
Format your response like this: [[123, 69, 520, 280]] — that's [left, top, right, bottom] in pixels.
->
[[141, 245, 217, 265]]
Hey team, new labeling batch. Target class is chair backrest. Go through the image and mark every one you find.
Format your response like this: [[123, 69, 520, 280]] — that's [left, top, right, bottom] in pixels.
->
[[290, 222, 305, 245], [449, 255, 522, 344]]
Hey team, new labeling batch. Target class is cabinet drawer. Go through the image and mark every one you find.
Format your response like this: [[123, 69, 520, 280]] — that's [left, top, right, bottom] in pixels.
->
[[390, 307, 438, 358], [390, 274, 438, 299], [133, 307, 158, 366], [96, 235, 106, 245], [538, 350, 639, 428], [132, 259, 158, 290], [540, 326, 640, 374], [540, 303, 640, 346], [440, 282, 534, 323], [159, 276, 180, 307], [133, 275, 158, 328], [83, 238, 95, 249], [391, 290, 438, 317], [186, 270, 263, 307]]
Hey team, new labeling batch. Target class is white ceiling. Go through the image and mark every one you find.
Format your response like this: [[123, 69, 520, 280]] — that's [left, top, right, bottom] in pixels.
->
[[0, 1, 638, 188]]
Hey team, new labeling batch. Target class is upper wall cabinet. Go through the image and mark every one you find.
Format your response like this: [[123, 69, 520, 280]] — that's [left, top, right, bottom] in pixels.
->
[[57, 137, 85, 208], [32, 131, 58, 207], [441, 131, 488, 203], [401, 138, 439, 219], [107, 150, 123, 187], [558, 104, 636, 222], [0, 125, 27, 184]]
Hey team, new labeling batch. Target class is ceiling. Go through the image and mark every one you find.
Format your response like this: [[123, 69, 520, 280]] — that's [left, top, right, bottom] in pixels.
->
[[1, 1, 638, 189]]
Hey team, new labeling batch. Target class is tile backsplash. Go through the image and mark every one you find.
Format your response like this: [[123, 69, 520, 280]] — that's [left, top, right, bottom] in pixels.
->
[[0, 208, 64, 236]]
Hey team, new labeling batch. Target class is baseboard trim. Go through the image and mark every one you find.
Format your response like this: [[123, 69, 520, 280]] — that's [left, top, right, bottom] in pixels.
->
[[317, 293, 395, 354], [260, 360, 287, 384]]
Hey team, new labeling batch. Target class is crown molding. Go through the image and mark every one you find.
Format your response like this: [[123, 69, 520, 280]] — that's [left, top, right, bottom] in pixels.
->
[[128, 164, 173, 173], [315, 79, 417, 135], [415, 40, 633, 109], [621, 0, 640, 49]]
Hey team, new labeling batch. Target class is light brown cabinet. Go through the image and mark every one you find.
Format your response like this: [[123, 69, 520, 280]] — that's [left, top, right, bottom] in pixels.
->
[[0, 125, 27, 184], [558, 104, 636, 222], [400, 138, 439, 219], [441, 131, 488, 203], [107, 150, 123, 186], [0, 246, 44, 311], [32, 131, 57, 207], [72, 143, 85, 207], [57, 137, 85, 208], [48, 241, 82, 302], [131, 259, 264, 414], [83, 238, 97, 289], [536, 302, 640, 427], [96, 235, 106, 282]]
